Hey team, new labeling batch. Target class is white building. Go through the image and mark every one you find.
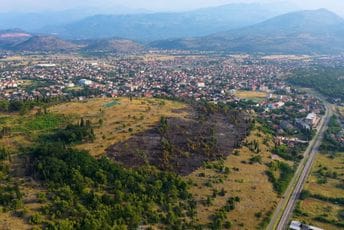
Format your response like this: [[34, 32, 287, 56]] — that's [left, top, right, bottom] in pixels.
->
[[197, 82, 205, 88], [305, 112, 319, 127], [289, 220, 323, 230], [78, 79, 92, 86], [66, 82, 75, 88], [37, 63, 56, 67]]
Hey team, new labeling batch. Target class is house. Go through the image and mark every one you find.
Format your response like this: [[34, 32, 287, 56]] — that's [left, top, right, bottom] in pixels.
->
[[305, 112, 319, 127], [268, 101, 285, 110]]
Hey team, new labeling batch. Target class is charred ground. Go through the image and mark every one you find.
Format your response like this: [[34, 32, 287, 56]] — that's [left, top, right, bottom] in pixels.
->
[[106, 103, 252, 175]]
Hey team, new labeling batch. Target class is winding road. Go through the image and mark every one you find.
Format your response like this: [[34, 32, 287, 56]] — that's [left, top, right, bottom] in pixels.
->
[[267, 97, 333, 230]]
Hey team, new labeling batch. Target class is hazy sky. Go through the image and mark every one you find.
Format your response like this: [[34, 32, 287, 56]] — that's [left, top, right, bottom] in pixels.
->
[[0, 0, 343, 14]]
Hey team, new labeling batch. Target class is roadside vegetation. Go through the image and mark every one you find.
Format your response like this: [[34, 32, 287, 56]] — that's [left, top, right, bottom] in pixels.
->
[[293, 113, 344, 230], [186, 123, 294, 229]]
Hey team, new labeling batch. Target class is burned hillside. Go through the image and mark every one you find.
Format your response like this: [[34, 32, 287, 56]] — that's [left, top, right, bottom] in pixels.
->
[[106, 103, 252, 175]]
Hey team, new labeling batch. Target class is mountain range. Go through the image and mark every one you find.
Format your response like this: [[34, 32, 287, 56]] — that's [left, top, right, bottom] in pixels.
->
[[39, 3, 295, 41], [0, 8, 343, 55], [0, 7, 151, 31], [150, 9, 344, 54]]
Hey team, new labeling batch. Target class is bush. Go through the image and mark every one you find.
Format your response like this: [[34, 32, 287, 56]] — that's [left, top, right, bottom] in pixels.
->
[[29, 214, 43, 224], [266, 161, 294, 195], [299, 190, 311, 200]]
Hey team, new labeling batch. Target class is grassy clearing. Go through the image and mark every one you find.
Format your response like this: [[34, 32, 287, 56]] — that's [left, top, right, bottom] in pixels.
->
[[235, 91, 268, 101], [50, 97, 189, 156], [0, 113, 70, 152], [15, 113, 68, 133], [186, 124, 292, 229], [294, 153, 344, 229], [0, 113, 69, 133]]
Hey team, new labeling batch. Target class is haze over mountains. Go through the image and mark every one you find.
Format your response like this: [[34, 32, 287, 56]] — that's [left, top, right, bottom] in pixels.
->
[[39, 3, 294, 41], [0, 4, 343, 54], [151, 9, 344, 54], [0, 7, 151, 31]]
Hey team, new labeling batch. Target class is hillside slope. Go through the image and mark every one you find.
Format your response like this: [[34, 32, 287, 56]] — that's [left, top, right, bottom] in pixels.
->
[[150, 9, 344, 54]]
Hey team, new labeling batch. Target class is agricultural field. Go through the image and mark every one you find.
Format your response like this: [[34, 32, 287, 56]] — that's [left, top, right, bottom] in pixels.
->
[[235, 90, 268, 102], [186, 124, 294, 229], [50, 97, 189, 156], [294, 153, 344, 230]]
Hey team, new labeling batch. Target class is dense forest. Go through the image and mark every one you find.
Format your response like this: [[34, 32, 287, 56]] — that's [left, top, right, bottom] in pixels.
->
[[288, 67, 344, 100], [28, 144, 197, 229]]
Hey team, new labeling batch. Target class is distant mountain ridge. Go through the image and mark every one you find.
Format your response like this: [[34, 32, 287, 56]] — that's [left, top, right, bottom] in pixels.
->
[[0, 31, 144, 53], [13, 35, 79, 52], [150, 9, 344, 54], [1, 9, 343, 54], [39, 3, 295, 41], [0, 29, 33, 50]]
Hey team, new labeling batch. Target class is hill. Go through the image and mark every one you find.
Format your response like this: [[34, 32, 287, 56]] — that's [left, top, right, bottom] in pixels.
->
[[82, 38, 145, 53], [150, 9, 344, 54], [39, 3, 293, 41], [0, 97, 293, 229], [0, 32, 144, 53], [13, 35, 79, 52], [0, 29, 32, 50], [0, 34, 144, 53]]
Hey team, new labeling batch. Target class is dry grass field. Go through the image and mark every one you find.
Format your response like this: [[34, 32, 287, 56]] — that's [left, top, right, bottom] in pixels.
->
[[298, 199, 343, 230], [295, 153, 344, 230], [306, 154, 344, 198], [186, 124, 290, 229], [50, 97, 189, 156], [139, 54, 205, 62], [235, 90, 268, 101], [262, 55, 311, 61], [141, 54, 178, 61], [0, 212, 30, 230]]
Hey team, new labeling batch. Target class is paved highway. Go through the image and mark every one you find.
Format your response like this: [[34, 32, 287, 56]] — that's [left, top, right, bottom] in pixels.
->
[[267, 98, 333, 230]]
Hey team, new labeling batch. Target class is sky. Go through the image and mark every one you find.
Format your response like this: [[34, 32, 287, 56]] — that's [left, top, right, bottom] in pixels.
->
[[0, 0, 343, 15]]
